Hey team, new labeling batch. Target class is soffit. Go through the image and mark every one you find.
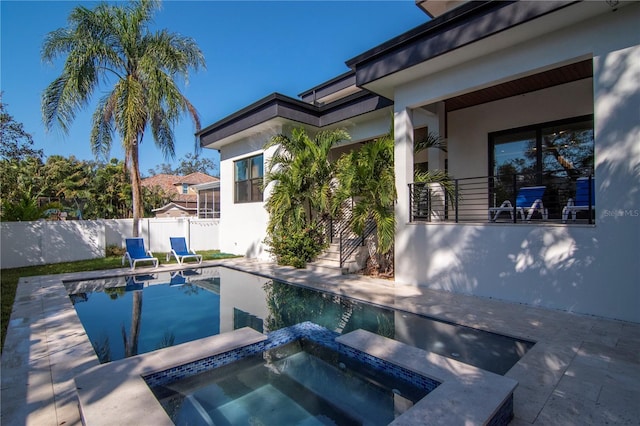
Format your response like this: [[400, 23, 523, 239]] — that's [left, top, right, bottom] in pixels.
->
[[445, 59, 593, 112], [358, 1, 606, 99]]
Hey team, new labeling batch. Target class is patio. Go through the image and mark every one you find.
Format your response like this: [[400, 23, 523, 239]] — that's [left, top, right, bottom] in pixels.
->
[[1, 257, 639, 425]]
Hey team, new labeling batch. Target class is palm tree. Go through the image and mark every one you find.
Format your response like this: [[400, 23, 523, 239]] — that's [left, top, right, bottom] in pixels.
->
[[263, 128, 349, 267], [264, 128, 350, 235], [333, 127, 453, 275], [333, 133, 396, 273], [41, 0, 205, 235]]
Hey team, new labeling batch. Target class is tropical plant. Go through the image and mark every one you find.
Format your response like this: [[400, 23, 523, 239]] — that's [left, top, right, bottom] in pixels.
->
[[84, 159, 132, 219], [333, 132, 396, 274], [41, 0, 205, 236], [263, 128, 349, 267], [413, 131, 456, 208], [1, 194, 45, 222]]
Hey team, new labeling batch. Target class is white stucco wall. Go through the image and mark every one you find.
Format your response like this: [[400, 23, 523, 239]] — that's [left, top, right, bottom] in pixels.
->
[[218, 132, 277, 260], [447, 78, 594, 180], [394, 3, 640, 322], [215, 115, 392, 261]]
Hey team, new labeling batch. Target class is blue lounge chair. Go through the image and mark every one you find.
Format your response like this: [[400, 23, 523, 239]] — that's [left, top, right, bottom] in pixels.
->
[[169, 271, 187, 286], [489, 185, 548, 222], [562, 177, 595, 222], [122, 238, 158, 270], [169, 237, 202, 265]]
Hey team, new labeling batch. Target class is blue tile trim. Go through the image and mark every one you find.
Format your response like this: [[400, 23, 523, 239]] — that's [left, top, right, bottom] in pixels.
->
[[143, 322, 440, 394]]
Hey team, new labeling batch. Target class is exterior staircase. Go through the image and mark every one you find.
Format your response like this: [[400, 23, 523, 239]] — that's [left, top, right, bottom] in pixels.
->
[[307, 239, 365, 276], [306, 199, 375, 276], [306, 242, 347, 275]]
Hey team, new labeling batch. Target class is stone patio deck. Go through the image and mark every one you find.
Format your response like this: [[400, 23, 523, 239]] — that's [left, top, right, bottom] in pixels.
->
[[1, 258, 639, 425]]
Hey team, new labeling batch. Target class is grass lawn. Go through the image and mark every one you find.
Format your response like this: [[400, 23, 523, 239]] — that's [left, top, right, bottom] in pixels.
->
[[1, 250, 238, 353]]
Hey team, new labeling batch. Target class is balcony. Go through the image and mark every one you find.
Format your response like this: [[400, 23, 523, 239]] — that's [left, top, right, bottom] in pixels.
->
[[409, 171, 595, 225]]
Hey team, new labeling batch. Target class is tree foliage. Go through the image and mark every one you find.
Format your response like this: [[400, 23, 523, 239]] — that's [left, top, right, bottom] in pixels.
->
[[0, 96, 43, 162], [333, 132, 396, 274], [147, 152, 218, 176], [41, 0, 205, 235], [263, 128, 349, 267]]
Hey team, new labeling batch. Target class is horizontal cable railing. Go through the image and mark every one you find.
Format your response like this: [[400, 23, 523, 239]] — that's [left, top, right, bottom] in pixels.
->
[[410, 170, 595, 224]]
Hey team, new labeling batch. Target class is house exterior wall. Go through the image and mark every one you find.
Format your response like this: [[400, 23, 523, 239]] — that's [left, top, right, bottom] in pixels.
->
[[448, 78, 594, 181], [216, 116, 392, 259], [393, 3, 640, 322], [218, 133, 277, 259]]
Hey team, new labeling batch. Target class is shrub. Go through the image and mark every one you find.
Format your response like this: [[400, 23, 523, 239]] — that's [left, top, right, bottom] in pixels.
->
[[265, 223, 326, 268]]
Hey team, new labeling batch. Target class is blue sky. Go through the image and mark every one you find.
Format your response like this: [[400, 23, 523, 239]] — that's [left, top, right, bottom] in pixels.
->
[[1, 1, 429, 175]]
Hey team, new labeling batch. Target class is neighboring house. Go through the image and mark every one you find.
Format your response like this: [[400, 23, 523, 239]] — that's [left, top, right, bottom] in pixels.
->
[[141, 172, 220, 218], [197, 1, 639, 323]]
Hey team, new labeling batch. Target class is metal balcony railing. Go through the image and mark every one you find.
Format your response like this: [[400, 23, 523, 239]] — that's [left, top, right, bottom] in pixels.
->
[[409, 171, 595, 224]]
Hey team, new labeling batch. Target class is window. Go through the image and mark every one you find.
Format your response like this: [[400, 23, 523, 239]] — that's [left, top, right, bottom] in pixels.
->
[[234, 154, 263, 203], [181, 183, 188, 194], [490, 115, 594, 219]]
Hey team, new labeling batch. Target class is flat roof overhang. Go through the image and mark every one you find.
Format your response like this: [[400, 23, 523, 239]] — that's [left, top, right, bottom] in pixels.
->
[[346, 1, 610, 100], [198, 90, 392, 150]]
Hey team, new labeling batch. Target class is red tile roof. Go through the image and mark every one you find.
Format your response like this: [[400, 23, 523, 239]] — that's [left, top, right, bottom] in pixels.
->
[[141, 173, 218, 203]]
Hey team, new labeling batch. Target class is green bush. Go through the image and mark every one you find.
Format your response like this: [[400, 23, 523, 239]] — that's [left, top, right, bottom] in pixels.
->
[[265, 224, 326, 268]]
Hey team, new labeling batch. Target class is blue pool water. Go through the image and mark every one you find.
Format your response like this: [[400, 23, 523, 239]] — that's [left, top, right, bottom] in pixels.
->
[[150, 327, 431, 426], [65, 267, 534, 374], [68, 271, 220, 362]]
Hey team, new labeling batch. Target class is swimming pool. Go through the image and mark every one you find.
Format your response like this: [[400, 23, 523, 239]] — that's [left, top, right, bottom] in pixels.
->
[[65, 266, 533, 374]]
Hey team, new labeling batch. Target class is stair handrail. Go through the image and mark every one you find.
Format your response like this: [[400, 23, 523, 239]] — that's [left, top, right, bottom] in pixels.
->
[[339, 215, 376, 270]]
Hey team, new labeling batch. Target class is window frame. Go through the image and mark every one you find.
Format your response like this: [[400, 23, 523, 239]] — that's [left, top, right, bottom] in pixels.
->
[[488, 115, 594, 221], [488, 114, 594, 181], [234, 153, 264, 204]]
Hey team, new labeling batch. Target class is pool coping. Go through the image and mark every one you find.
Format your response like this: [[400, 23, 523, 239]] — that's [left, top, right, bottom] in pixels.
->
[[74, 324, 516, 426], [337, 330, 517, 425], [74, 327, 267, 426]]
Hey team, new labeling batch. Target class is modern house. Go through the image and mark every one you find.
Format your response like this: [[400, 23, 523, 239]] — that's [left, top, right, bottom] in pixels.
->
[[141, 172, 220, 218], [197, 1, 640, 323]]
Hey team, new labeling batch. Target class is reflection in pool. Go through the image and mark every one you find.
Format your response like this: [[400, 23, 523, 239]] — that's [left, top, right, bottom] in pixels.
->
[[66, 266, 533, 373]]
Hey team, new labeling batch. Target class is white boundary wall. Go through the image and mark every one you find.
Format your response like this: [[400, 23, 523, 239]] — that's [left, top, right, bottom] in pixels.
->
[[0, 218, 220, 269]]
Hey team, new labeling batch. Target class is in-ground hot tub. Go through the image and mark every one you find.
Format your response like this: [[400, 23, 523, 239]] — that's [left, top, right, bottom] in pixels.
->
[[74, 323, 518, 425]]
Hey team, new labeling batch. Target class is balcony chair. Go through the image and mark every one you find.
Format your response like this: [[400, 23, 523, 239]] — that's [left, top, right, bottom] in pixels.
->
[[168, 237, 203, 265], [562, 177, 595, 223], [489, 185, 548, 222], [122, 238, 159, 270]]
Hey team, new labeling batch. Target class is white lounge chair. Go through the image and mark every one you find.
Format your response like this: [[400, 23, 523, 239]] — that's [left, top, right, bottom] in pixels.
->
[[562, 177, 595, 222], [489, 185, 548, 222]]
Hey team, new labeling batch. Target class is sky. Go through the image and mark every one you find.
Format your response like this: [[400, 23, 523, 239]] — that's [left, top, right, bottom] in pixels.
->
[[1, 0, 429, 176]]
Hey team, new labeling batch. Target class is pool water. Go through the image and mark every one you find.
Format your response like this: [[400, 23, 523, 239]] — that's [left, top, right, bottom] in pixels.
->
[[152, 339, 429, 426], [68, 271, 220, 362], [66, 266, 533, 373]]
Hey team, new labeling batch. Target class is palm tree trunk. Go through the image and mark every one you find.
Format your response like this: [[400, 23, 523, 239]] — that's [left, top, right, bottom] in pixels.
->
[[129, 144, 143, 237], [122, 290, 143, 357]]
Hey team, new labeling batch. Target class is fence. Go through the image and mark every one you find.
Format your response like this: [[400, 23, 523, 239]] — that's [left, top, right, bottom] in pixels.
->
[[0, 217, 220, 269]]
